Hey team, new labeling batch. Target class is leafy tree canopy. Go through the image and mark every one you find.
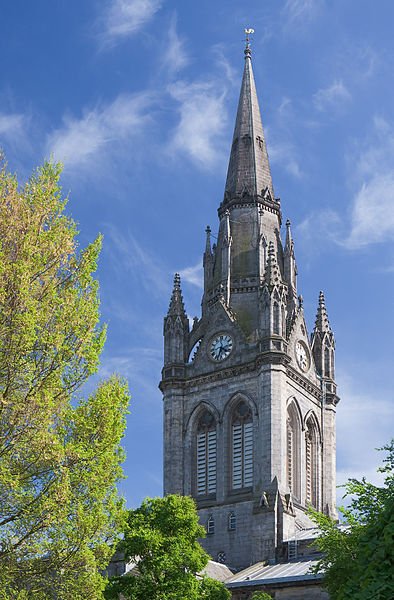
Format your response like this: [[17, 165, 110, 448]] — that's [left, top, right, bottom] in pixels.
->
[[310, 440, 394, 600], [0, 160, 130, 599], [105, 495, 231, 600]]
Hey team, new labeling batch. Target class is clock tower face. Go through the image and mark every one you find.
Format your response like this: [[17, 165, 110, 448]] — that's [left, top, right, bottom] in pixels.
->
[[295, 340, 309, 372], [209, 334, 233, 362]]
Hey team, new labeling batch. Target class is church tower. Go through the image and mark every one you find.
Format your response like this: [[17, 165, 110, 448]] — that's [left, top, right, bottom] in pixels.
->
[[160, 39, 339, 571]]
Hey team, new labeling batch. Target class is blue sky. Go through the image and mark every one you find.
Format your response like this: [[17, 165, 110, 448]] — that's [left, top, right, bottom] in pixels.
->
[[1, 0, 393, 508]]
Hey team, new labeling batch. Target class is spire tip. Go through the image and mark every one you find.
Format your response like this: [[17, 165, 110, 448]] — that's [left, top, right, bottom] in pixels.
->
[[244, 27, 254, 58]]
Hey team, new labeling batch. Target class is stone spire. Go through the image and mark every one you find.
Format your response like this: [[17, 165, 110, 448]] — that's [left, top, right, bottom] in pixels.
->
[[313, 291, 333, 335], [311, 291, 335, 381], [284, 219, 297, 310], [167, 273, 187, 318], [260, 241, 287, 342], [164, 274, 189, 366], [224, 40, 274, 203]]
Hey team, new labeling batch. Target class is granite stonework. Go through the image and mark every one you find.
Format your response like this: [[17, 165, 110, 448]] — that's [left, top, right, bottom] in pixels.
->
[[160, 41, 339, 598]]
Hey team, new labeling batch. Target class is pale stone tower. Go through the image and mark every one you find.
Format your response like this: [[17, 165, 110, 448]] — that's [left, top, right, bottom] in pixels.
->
[[160, 41, 339, 571]]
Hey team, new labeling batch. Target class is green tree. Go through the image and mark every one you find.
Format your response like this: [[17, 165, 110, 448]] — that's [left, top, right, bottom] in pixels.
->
[[0, 160, 129, 598], [310, 441, 394, 600], [199, 576, 231, 600], [105, 495, 231, 600], [250, 592, 273, 600]]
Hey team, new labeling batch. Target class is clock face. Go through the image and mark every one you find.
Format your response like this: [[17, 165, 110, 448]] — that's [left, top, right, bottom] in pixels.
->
[[295, 340, 309, 372], [209, 334, 233, 362]]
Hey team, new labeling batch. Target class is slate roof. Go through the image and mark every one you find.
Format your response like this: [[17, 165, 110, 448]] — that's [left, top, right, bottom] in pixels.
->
[[224, 44, 274, 203]]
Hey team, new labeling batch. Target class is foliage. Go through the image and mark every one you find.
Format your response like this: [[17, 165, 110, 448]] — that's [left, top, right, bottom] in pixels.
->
[[250, 592, 273, 600], [105, 495, 231, 600], [0, 160, 130, 598], [310, 440, 394, 600], [199, 576, 231, 600]]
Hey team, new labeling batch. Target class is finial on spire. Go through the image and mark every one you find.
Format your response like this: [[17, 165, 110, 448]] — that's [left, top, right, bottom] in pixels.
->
[[314, 290, 333, 334], [285, 218, 294, 252], [173, 272, 181, 288], [205, 225, 212, 254], [244, 27, 254, 58], [167, 273, 187, 318]]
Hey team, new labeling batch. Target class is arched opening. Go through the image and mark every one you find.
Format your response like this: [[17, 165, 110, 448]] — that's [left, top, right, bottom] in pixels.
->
[[287, 401, 301, 502], [324, 345, 330, 378], [231, 401, 253, 490], [273, 302, 280, 335], [305, 414, 320, 509], [196, 410, 217, 497]]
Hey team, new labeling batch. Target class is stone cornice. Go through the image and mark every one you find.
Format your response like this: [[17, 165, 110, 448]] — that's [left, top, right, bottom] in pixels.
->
[[218, 196, 282, 221], [286, 365, 322, 400], [160, 350, 291, 392]]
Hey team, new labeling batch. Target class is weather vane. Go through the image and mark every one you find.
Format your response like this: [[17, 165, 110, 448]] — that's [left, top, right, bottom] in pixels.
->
[[244, 28, 255, 45]]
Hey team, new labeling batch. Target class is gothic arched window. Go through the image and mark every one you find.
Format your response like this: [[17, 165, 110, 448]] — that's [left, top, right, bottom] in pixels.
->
[[324, 345, 330, 378], [287, 402, 301, 502], [305, 415, 320, 508], [273, 302, 280, 335], [196, 410, 217, 497], [231, 401, 253, 490]]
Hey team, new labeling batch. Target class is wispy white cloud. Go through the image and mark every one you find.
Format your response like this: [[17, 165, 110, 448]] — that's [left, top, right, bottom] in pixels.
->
[[179, 261, 203, 288], [313, 80, 351, 113], [105, 225, 170, 297], [47, 92, 153, 170], [98, 0, 162, 47], [296, 116, 394, 253], [296, 208, 341, 248], [345, 174, 394, 249], [0, 111, 25, 138], [99, 348, 162, 402], [336, 367, 393, 505], [344, 116, 394, 249], [212, 45, 238, 88], [282, 0, 324, 28], [161, 15, 189, 76], [168, 80, 228, 169], [267, 136, 303, 179], [266, 100, 303, 180]]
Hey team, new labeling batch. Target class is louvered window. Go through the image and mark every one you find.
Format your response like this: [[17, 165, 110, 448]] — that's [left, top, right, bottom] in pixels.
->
[[207, 515, 215, 535], [287, 422, 293, 491], [305, 417, 319, 508], [196, 411, 217, 496], [306, 433, 312, 503], [228, 512, 236, 531], [286, 403, 301, 502], [231, 401, 253, 490]]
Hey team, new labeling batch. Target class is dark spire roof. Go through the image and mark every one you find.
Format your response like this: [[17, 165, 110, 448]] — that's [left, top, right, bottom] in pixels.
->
[[224, 42, 274, 203], [313, 291, 333, 334], [167, 273, 187, 318]]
